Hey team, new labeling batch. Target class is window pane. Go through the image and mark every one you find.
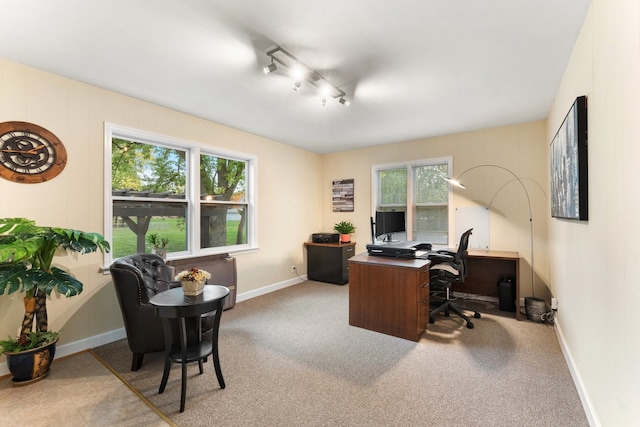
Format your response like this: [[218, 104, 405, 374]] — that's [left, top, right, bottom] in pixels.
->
[[413, 163, 449, 244], [415, 164, 448, 204], [379, 168, 407, 206], [112, 201, 187, 258], [413, 206, 448, 244], [200, 204, 248, 248], [200, 154, 246, 201], [112, 138, 187, 197]]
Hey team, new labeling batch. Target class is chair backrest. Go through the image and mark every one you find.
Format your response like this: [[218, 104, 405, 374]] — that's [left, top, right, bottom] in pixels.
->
[[110, 253, 174, 303], [429, 228, 473, 283], [452, 228, 473, 281], [109, 253, 175, 355]]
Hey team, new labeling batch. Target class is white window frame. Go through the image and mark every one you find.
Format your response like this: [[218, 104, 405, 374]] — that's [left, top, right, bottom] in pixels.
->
[[371, 156, 453, 246], [103, 123, 257, 266]]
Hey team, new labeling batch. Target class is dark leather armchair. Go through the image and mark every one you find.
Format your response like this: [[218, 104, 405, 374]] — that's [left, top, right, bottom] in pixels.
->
[[428, 228, 481, 329], [109, 254, 213, 371]]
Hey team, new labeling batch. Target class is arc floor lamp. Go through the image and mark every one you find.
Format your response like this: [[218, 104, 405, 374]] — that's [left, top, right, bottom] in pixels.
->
[[444, 164, 537, 298]]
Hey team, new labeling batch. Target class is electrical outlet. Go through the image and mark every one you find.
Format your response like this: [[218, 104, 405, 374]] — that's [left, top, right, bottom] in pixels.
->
[[291, 265, 297, 273], [551, 297, 558, 311]]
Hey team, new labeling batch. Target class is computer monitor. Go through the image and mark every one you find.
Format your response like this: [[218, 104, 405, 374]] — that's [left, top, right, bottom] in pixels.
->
[[374, 210, 406, 242]]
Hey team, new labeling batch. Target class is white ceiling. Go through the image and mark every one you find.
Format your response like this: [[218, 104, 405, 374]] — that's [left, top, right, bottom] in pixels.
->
[[0, 0, 591, 154]]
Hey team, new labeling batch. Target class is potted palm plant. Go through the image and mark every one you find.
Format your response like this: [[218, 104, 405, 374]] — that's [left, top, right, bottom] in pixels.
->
[[0, 217, 110, 384], [333, 220, 356, 243]]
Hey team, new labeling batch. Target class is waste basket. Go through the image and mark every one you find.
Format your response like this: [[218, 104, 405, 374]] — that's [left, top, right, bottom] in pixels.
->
[[525, 297, 548, 322], [497, 277, 516, 312]]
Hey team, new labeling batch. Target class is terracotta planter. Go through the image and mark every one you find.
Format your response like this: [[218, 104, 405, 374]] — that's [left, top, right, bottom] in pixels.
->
[[6, 337, 58, 385], [340, 233, 351, 243], [182, 280, 205, 296]]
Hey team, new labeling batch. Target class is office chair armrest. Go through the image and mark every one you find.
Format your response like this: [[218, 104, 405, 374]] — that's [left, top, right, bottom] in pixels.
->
[[437, 249, 456, 256], [426, 252, 454, 264]]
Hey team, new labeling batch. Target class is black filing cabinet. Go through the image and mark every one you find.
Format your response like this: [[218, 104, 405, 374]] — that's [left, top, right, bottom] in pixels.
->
[[305, 242, 356, 285]]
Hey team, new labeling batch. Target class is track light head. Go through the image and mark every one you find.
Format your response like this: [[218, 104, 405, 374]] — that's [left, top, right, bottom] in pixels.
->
[[263, 62, 277, 74], [293, 80, 302, 91], [339, 97, 350, 106]]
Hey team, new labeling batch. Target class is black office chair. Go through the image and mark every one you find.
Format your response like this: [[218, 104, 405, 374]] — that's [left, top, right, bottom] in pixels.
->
[[427, 228, 481, 329]]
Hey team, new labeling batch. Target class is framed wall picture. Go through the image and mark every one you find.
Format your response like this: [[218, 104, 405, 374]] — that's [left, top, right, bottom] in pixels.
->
[[332, 179, 354, 212], [550, 95, 588, 220]]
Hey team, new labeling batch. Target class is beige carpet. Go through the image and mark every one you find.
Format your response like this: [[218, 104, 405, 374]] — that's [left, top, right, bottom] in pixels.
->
[[93, 281, 588, 426], [0, 350, 171, 427]]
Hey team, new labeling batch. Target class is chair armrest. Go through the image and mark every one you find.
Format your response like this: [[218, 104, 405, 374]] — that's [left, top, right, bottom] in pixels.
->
[[437, 249, 456, 256], [427, 252, 454, 263], [427, 252, 455, 261]]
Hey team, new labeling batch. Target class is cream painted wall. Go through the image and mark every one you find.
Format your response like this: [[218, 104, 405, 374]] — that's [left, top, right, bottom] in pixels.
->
[[0, 59, 323, 352], [547, 1, 640, 425], [322, 120, 550, 301]]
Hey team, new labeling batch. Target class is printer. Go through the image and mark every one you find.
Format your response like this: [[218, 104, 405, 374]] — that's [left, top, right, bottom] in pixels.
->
[[311, 233, 339, 243]]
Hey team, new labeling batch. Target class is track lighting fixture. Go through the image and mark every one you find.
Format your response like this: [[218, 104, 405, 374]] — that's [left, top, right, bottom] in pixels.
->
[[263, 62, 277, 74], [264, 45, 351, 107]]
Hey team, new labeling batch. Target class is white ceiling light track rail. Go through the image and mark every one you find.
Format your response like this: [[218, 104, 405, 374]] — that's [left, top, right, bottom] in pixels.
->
[[263, 45, 350, 107]]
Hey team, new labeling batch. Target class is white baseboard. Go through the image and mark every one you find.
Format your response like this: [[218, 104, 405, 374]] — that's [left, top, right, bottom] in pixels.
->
[[0, 276, 307, 378], [236, 275, 306, 303], [554, 315, 599, 427]]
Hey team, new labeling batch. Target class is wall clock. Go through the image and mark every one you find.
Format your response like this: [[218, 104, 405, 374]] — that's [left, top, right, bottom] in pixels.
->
[[0, 121, 67, 183]]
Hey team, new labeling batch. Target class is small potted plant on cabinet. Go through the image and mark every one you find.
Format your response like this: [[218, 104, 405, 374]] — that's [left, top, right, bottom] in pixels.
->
[[333, 220, 356, 243], [147, 232, 169, 259], [0, 217, 110, 384]]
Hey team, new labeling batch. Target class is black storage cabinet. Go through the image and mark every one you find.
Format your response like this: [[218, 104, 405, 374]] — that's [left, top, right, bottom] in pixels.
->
[[305, 242, 356, 285]]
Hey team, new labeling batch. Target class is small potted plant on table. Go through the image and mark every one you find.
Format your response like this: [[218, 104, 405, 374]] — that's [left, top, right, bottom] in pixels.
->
[[333, 220, 356, 243], [0, 217, 110, 384], [147, 232, 169, 259]]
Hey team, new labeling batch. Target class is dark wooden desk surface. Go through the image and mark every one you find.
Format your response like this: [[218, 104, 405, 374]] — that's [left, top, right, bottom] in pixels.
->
[[348, 251, 431, 269]]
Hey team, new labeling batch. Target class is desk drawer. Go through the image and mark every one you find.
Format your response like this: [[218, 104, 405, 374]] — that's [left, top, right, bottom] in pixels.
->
[[419, 265, 430, 287]]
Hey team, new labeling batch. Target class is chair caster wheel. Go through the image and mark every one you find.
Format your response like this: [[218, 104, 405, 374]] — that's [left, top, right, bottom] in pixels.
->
[[444, 312, 450, 317], [429, 317, 435, 324], [466, 322, 474, 329], [474, 313, 481, 319]]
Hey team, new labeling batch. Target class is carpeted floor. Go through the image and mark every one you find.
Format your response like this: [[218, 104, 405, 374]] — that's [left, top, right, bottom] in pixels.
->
[[93, 280, 588, 426], [0, 350, 170, 427]]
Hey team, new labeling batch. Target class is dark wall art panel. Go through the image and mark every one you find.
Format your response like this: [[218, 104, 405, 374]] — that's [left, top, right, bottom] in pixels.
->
[[550, 95, 588, 220]]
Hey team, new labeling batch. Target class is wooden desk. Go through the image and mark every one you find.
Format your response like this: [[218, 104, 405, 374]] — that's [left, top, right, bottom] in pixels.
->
[[348, 250, 521, 341], [462, 250, 521, 320], [150, 285, 229, 412], [348, 253, 431, 341]]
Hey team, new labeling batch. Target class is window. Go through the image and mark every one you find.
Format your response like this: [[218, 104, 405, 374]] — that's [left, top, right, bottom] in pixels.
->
[[199, 153, 248, 249], [372, 157, 452, 245], [104, 123, 255, 263]]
